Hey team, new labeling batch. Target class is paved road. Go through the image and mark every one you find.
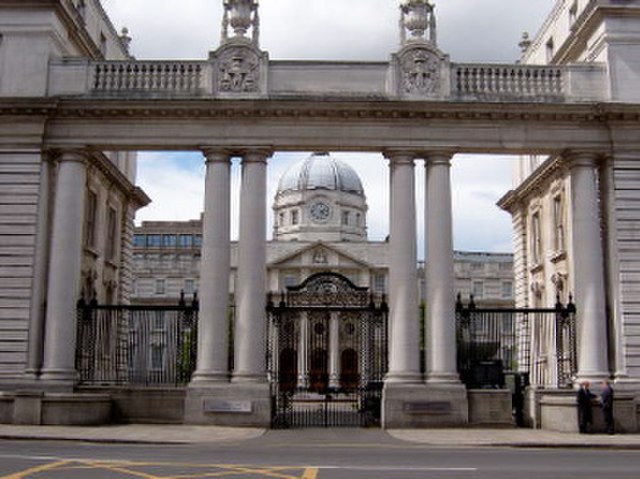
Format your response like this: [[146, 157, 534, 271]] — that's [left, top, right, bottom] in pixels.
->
[[1, 429, 639, 478]]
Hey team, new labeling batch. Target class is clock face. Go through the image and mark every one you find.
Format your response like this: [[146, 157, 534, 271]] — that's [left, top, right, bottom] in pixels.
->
[[310, 202, 331, 222]]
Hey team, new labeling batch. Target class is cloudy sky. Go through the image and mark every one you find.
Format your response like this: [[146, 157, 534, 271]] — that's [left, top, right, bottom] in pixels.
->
[[101, 0, 557, 254]]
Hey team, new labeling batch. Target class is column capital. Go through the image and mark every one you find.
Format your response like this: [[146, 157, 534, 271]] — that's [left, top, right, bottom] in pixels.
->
[[201, 147, 232, 163], [422, 151, 454, 165], [241, 148, 273, 163], [50, 148, 91, 165], [563, 150, 601, 169], [383, 149, 417, 163]]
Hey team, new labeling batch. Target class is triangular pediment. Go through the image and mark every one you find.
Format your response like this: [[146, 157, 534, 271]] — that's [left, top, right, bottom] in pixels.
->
[[268, 241, 372, 269]]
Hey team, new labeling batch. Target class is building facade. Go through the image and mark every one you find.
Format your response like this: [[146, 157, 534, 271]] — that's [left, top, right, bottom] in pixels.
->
[[0, 0, 639, 430]]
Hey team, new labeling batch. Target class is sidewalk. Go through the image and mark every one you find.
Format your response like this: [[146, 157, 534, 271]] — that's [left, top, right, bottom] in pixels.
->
[[0, 424, 639, 448]]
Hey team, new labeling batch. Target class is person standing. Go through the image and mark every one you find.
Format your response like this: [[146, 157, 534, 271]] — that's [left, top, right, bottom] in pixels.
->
[[577, 381, 595, 433], [600, 380, 615, 434]]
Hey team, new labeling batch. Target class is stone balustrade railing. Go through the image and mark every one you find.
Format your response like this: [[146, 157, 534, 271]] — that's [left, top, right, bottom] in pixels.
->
[[45, 58, 600, 102], [452, 64, 564, 99], [92, 61, 207, 94]]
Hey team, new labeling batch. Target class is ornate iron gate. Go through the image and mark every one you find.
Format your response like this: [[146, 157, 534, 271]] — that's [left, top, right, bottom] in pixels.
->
[[267, 273, 388, 428]]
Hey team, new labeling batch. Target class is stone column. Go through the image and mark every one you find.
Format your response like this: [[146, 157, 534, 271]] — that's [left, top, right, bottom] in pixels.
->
[[297, 312, 309, 389], [233, 150, 270, 383], [329, 312, 341, 389], [40, 151, 88, 384], [424, 153, 459, 383], [569, 153, 609, 382], [191, 150, 232, 384], [385, 152, 421, 383]]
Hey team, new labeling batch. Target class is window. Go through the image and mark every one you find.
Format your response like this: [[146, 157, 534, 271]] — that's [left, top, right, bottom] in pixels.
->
[[131, 279, 138, 296], [194, 234, 202, 247], [151, 344, 164, 370], [162, 234, 177, 248], [133, 253, 145, 267], [147, 234, 161, 247], [471, 262, 484, 271], [161, 254, 174, 268], [84, 190, 98, 249], [569, 2, 578, 26], [356, 213, 361, 226], [284, 274, 297, 288], [291, 210, 299, 225], [279, 212, 285, 226], [152, 311, 164, 330], [472, 281, 484, 299], [178, 234, 193, 248], [374, 274, 386, 293], [76, 0, 86, 21], [99, 33, 107, 57], [553, 196, 565, 252], [531, 212, 542, 265], [178, 254, 192, 268], [155, 279, 165, 295], [105, 207, 118, 261], [502, 281, 513, 299], [342, 210, 350, 226], [133, 234, 146, 247], [184, 279, 195, 294], [147, 253, 160, 267], [546, 38, 555, 63]]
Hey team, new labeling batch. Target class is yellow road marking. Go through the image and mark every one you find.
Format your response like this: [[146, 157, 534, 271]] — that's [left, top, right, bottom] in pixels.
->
[[1, 458, 315, 479], [301, 467, 319, 479], [0, 460, 72, 479]]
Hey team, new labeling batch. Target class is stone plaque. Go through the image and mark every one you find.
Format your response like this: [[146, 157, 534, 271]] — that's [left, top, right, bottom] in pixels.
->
[[403, 401, 452, 415], [203, 399, 252, 414]]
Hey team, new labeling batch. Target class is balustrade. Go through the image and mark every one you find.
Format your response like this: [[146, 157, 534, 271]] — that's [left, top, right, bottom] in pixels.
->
[[453, 64, 564, 99], [92, 61, 205, 94]]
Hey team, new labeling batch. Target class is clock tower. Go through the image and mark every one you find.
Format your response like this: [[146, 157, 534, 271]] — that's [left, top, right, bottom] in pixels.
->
[[273, 153, 368, 242]]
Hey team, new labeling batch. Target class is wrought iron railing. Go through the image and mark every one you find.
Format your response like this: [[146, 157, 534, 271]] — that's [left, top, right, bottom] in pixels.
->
[[452, 64, 564, 100], [75, 296, 198, 386], [456, 296, 577, 389]]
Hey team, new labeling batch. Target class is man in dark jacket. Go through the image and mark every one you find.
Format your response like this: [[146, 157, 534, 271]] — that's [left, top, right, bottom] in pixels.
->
[[600, 380, 614, 434], [577, 381, 595, 433]]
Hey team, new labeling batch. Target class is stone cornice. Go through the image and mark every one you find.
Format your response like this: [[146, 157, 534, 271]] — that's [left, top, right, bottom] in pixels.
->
[[497, 155, 567, 212], [85, 150, 151, 208], [2, 98, 640, 125], [0, 99, 628, 125]]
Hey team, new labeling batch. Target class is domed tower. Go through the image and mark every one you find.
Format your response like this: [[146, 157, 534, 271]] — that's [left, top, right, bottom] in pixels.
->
[[273, 153, 368, 242]]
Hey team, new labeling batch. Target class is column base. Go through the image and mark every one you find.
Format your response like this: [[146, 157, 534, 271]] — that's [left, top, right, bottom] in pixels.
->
[[426, 372, 461, 385], [189, 370, 229, 385], [382, 382, 468, 428], [38, 369, 76, 391], [232, 372, 268, 383], [185, 382, 271, 427], [384, 372, 423, 384]]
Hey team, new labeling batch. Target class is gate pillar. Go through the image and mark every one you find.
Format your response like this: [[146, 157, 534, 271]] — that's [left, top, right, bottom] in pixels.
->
[[190, 149, 232, 384], [40, 151, 88, 386]]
